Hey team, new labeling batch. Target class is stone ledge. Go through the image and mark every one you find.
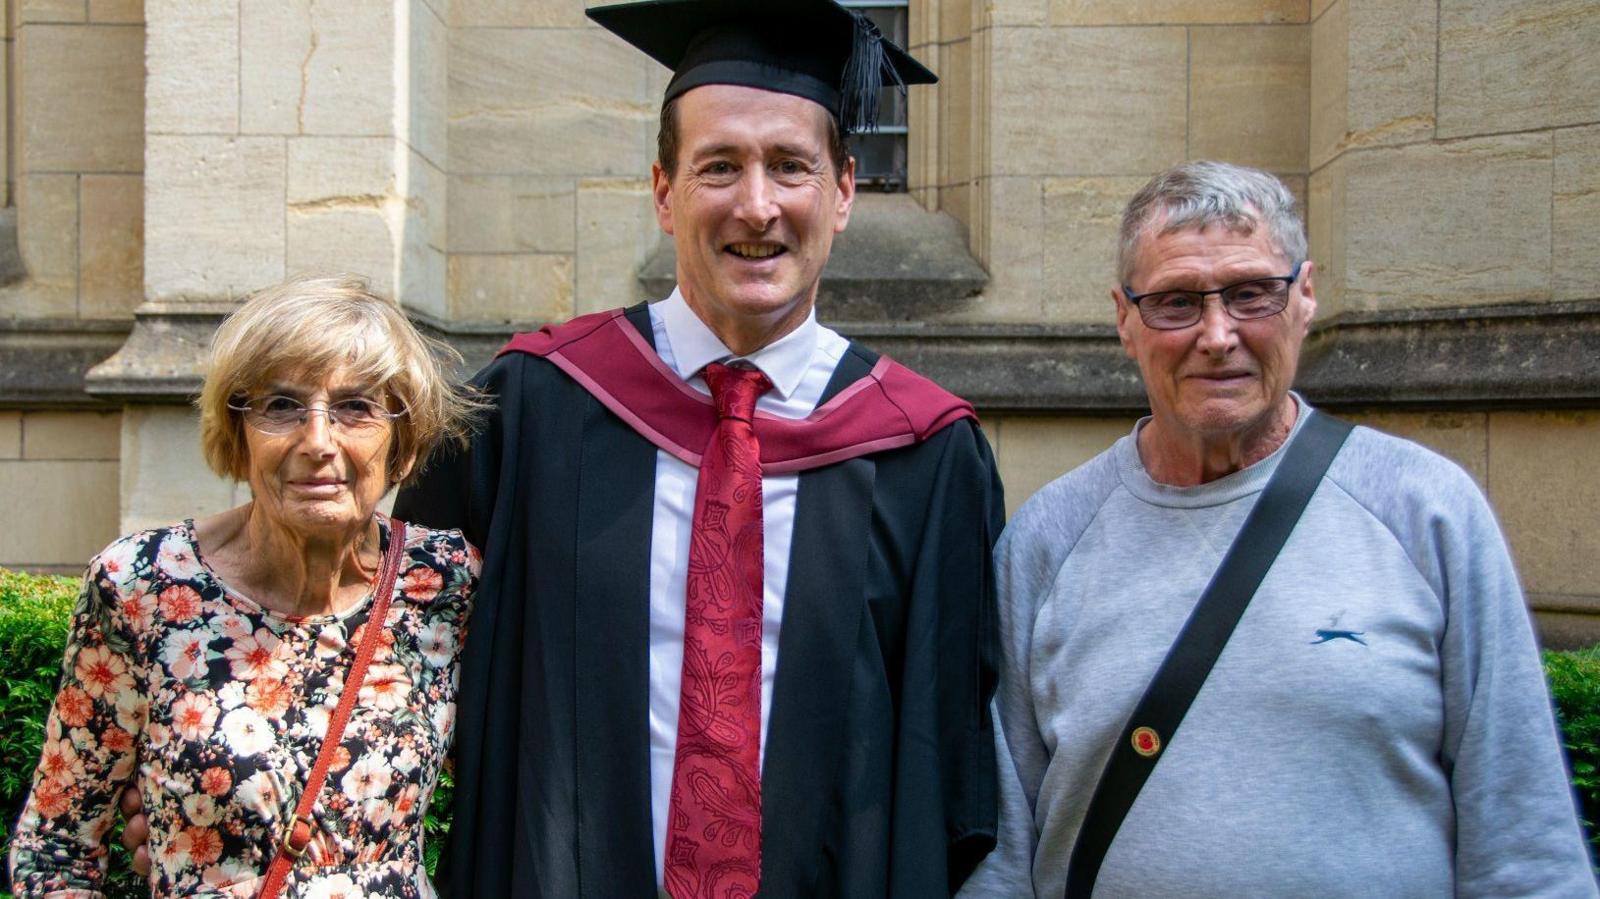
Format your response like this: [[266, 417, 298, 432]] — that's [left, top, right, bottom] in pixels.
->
[[81, 302, 239, 402], [12, 298, 1600, 414], [639, 193, 990, 321], [0, 318, 132, 407]]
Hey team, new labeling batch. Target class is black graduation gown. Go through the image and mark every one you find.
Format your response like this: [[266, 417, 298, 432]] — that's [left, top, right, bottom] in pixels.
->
[[394, 304, 1003, 898]]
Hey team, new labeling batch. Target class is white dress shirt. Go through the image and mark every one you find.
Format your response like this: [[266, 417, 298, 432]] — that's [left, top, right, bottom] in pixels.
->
[[646, 289, 849, 887]]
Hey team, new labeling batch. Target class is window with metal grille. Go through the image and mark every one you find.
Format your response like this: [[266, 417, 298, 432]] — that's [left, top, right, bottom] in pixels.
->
[[842, 0, 910, 192]]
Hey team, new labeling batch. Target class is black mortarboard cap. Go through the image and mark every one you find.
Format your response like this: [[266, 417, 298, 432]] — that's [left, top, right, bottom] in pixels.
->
[[586, 0, 937, 134]]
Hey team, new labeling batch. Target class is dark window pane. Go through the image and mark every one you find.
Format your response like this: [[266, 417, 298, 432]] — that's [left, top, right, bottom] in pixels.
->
[[840, 2, 909, 191]]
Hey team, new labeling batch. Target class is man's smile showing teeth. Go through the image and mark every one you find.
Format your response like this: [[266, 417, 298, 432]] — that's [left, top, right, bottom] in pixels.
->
[[727, 242, 784, 259]]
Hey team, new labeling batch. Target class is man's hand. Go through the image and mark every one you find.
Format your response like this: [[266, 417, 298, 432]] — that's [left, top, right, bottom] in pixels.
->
[[119, 786, 151, 877]]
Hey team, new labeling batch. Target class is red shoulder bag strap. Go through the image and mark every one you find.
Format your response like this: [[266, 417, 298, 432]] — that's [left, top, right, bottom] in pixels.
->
[[256, 519, 408, 899]]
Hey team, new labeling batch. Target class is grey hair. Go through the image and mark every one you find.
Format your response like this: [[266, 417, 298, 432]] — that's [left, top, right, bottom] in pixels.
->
[[1116, 160, 1307, 285]]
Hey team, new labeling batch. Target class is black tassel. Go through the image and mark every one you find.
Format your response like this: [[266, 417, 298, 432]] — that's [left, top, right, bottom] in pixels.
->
[[839, 10, 903, 134]]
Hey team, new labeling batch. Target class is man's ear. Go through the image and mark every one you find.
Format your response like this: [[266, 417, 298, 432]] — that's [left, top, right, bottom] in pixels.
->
[[652, 160, 675, 236], [1114, 287, 1137, 360], [833, 155, 856, 234], [1295, 260, 1318, 335]]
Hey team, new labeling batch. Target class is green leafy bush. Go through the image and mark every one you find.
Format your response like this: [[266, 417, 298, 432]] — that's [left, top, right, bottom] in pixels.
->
[[1546, 646, 1600, 855], [0, 567, 142, 898], [0, 566, 457, 898]]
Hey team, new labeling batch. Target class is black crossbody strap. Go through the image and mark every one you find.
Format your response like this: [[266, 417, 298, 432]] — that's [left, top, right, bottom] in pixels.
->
[[1064, 411, 1354, 899]]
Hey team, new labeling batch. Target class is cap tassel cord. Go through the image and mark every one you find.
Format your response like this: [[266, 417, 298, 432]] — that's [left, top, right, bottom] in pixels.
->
[[840, 11, 903, 133]]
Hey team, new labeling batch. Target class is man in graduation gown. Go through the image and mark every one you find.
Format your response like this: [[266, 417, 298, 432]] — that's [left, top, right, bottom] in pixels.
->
[[393, 2, 1005, 896]]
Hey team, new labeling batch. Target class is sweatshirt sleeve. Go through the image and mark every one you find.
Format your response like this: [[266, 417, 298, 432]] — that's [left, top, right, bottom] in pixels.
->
[[1430, 468, 1597, 897]]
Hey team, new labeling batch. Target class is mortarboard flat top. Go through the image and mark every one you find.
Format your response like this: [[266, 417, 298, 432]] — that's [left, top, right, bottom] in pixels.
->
[[586, 0, 937, 134]]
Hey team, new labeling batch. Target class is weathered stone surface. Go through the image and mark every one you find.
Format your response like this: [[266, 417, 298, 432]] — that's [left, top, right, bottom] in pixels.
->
[[575, 177, 655, 315], [448, 253, 573, 323], [1189, 25, 1310, 172], [1554, 125, 1600, 304], [286, 136, 393, 203], [1049, 0, 1305, 24], [975, 175, 1045, 320], [1310, 0, 1435, 168], [89, 0, 140, 23], [0, 412, 20, 458], [448, 27, 653, 176], [449, 0, 585, 27], [940, 0, 972, 43], [1488, 410, 1600, 598], [1345, 0, 1435, 149], [240, 0, 395, 136], [23, 409, 120, 460], [407, 0, 449, 168], [17, 0, 85, 23], [146, 0, 237, 134], [1307, 157, 1346, 318], [79, 174, 144, 319], [19, 24, 142, 172], [1308, 0, 1348, 168], [399, 150, 448, 316], [16, 173, 78, 297], [1438, 0, 1600, 139], [1341, 135, 1551, 310], [990, 25, 1186, 176], [939, 38, 973, 191], [988, 0, 1049, 26], [1041, 176, 1147, 324], [449, 175, 575, 254], [1297, 301, 1600, 407], [992, 414, 1131, 514], [120, 405, 245, 534], [1312, 0, 1336, 18], [288, 207, 398, 296], [82, 304, 225, 400], [1343, 409, 1487, 486], [0, 320, 129, 403], [0, 459, 119, 566], [146, 136, 287, 302]]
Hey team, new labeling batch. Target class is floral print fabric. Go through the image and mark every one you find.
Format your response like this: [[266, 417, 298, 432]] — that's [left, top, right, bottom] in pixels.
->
[[8, 519, 479, 898]]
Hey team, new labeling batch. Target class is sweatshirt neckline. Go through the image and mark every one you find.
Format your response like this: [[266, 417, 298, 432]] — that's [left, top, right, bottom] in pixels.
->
[[1115, 393, 1311, 509]]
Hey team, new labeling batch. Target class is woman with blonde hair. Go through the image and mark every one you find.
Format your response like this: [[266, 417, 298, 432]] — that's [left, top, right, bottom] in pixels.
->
[[10, 274, 483, 898]]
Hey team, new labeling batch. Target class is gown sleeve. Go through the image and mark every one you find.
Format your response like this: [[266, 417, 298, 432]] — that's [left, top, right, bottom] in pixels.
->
[[8, 549, 148, 899], [891, 419, 1006, 894]]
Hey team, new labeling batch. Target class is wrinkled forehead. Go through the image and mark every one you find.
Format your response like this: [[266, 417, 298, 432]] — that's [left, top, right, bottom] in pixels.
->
[[1129, 211, 1289, 275]]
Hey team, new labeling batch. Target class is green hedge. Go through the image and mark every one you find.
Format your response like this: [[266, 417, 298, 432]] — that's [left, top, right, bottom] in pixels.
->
[[3, 566, 1598, 895]]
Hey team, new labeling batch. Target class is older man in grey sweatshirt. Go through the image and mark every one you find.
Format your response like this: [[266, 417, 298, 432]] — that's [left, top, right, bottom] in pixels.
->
[[961, 161, 1596, 898]]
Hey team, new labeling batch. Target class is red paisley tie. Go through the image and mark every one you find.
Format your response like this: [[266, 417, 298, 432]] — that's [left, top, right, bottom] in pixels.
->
[[664, 362, 772, 899]]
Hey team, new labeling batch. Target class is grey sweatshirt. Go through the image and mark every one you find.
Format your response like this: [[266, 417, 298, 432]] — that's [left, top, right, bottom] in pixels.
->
[[960, 403, 1596, 898]]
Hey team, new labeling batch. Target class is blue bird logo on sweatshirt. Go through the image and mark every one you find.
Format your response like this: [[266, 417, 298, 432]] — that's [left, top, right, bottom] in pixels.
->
[[1311, 612, 1367, 646]]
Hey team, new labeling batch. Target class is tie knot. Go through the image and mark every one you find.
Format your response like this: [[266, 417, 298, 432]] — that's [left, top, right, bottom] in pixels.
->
[[704, 362, 772, 422]]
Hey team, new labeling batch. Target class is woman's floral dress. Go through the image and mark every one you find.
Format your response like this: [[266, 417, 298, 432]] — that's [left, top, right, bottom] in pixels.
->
[[8, 517, 479, 898]]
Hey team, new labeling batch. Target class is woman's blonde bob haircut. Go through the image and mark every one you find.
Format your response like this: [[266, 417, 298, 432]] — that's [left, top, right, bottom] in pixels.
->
[[198, 273, 483, 486]]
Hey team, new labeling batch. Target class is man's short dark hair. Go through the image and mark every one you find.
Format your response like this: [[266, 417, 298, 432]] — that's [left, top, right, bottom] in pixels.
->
[[656, 94, 851, 180]]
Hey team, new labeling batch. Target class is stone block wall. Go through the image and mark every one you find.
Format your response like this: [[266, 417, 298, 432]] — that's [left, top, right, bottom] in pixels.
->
[[1309, 0, 1600, 317], [0, 410, 121, 574], [3, 0, 145, 320], [914, 0, 1311, 325], [0, 0, 1597, 642]]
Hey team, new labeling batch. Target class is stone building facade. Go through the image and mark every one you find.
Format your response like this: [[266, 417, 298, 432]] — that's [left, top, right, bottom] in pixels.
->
[[1, 0, 1597, 644]]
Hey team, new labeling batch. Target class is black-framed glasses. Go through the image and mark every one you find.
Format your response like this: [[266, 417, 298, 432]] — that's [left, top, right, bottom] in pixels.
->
[[1123, 261, 1305, 330], [227, 394, 406, 434]]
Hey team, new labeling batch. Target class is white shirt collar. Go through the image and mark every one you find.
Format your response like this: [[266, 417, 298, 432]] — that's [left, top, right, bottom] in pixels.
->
[[655, 287, 819, 401]]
